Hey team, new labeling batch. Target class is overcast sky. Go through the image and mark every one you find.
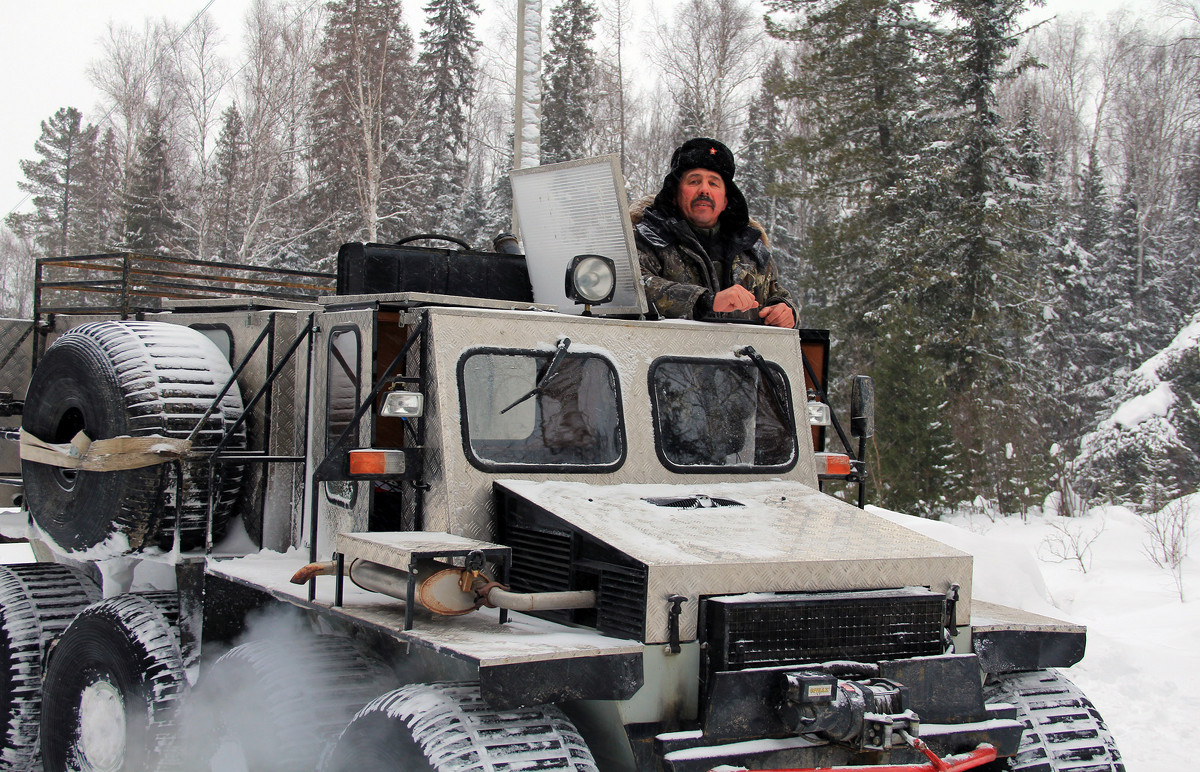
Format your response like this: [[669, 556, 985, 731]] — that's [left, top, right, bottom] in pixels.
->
[[0, 0, 1143, 224]]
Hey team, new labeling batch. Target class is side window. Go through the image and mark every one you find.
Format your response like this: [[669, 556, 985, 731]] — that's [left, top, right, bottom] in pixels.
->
[[458, 349, 625, 471], [191, 324, 233, 363], [649, 357, 796, 472], [325, 327, 360, 507]]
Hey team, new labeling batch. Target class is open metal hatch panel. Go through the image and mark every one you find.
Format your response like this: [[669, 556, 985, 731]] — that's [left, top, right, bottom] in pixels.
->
[[510, 154, 649, 316]]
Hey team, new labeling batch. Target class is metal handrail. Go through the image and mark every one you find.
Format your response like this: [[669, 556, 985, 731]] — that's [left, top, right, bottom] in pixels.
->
[[33, 252, 336, 321]]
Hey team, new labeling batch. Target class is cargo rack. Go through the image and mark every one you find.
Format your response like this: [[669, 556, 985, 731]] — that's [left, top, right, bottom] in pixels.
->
[[33, 252, 336, 319]]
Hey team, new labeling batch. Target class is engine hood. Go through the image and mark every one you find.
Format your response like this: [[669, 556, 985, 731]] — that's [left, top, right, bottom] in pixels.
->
[[495, 479, 972, 643]]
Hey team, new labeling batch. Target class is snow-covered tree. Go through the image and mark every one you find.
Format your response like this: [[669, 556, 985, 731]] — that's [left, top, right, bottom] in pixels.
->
[[88, 20, 169, 213], [1076, 313, 1200, 510], [0, 227, 36, 316], [234, 0, 323, 267], [6, 108, 100, 257], [652, 0, 763, 143], [167, 12, 228, 259], [74, 128, 123, 253], [212, 106, 247, 262], [540, 0, 599, 164], [123, 108, 183, 254], [309, 0, 416, 245], [414, 0, 481, 234]]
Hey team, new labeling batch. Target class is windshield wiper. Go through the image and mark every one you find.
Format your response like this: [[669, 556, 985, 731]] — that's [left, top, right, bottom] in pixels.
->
[[736, 345, 796, 434], [500, 337, 572, 414]]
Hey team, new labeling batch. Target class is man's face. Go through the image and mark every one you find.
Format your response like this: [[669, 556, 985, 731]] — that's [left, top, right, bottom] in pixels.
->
[[676, 168, 727, 229]]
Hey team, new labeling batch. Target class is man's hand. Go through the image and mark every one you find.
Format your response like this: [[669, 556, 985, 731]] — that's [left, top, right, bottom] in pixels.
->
[[712, 285, 758, 312], [759, 303, 795, 328]]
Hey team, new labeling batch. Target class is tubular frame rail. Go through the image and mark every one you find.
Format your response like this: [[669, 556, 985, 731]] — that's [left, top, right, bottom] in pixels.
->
[[34, 252, 335, 316], [800, 347, 869, 508], [308, 315, 430, 600], [165, 312, 319, 557]]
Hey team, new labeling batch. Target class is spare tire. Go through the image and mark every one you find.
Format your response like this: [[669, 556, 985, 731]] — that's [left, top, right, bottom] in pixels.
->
[[22, 321, 245, 555]]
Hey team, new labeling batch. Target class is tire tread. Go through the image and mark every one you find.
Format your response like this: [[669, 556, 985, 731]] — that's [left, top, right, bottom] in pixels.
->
[[983, 670, 1124, 772]]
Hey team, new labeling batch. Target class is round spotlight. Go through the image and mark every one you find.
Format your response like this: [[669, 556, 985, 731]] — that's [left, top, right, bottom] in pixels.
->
[[566, 254, 616, 306]]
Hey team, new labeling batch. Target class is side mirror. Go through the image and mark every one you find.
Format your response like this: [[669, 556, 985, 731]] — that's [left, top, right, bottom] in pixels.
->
[[851, 375, 874, 439]]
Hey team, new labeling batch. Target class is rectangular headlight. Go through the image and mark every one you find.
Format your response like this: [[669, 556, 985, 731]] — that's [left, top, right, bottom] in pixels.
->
[[807, 401, 831, 427], [380, 391, 424, 418]]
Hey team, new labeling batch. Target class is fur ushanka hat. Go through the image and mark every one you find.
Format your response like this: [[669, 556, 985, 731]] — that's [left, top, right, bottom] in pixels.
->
[[652, 137, 749, 230]]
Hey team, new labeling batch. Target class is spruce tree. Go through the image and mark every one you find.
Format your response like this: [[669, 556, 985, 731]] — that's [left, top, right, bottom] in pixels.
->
[[1075, 144, 1110, 256], [6, 107, 100, 257], [740, 54, 784, 229], [415, 0, 481, 234], [765, 0, 958, 514], [912, 0, 1049, 509], [765, 0, 943, 348], [213, 106, 246, 261], [74, 128, 122, 252], [309, 0, 416, 244], [541, 0, 599, 164], [123, 108, 182, 254]]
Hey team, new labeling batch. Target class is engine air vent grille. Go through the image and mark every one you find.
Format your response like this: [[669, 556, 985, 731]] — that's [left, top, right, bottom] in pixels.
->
[[704, 588, 946, 675], [594, 563, 647, 640], [506, 523, 572, 594]]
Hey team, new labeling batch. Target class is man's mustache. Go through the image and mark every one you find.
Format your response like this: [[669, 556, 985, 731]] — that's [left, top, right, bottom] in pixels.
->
[[690, 193, 715, 207]]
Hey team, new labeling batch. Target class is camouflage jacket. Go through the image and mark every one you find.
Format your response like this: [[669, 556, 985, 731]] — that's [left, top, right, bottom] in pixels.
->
[[632, 202, 797, 326]]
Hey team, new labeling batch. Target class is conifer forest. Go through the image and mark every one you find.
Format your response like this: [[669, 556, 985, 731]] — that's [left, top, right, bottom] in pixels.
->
[[4, 0, 1200, 521]]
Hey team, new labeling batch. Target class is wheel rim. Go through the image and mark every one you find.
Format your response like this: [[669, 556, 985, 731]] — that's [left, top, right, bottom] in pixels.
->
[[76, 677, 127, 772], [52, 406, 85, 491]]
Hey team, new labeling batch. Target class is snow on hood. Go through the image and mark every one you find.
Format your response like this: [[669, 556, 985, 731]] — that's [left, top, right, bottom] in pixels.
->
[[499, 479, 970, 568]]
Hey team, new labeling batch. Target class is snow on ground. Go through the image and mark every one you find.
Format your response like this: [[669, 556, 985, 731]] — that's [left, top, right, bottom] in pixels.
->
[[880, 502, 1196, 771], [2, 501, 1192, 770], [0, 541, 33, 564]]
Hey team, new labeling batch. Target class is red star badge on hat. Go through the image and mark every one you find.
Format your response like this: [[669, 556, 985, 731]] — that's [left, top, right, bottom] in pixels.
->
[[709, 147, 717, 155]]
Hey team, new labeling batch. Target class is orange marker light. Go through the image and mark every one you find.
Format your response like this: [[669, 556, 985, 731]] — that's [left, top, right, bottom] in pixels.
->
[[348, 449, 406, 476], [815, 452, 852, 476]]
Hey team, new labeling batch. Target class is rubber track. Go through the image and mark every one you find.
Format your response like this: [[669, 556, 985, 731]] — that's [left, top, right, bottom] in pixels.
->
[[0, 564, 101, 771], [70, 321, 245, 547], [984, 670, 1125, 772], [371, 682, 599, 771]]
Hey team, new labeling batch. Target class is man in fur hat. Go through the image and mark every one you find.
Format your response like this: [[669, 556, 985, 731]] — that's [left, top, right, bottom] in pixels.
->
[[633, 137, 797, 328]]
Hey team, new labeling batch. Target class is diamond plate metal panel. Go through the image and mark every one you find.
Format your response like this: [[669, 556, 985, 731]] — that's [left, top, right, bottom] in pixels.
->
[[498, 479, 973, 643], [421, 307, 820, 546], [0, 319, 33, 485]]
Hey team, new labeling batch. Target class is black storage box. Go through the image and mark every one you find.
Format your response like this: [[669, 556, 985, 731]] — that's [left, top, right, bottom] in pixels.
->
[[336, 242, 533, 302]]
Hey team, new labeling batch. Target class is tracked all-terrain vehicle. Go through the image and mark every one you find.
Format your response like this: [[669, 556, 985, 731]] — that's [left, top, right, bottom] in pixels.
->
[[0, 159, 1123, 771]]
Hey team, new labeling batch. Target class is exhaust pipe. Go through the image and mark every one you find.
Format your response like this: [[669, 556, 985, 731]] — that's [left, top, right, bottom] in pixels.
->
[[290, 559, 595, 616]]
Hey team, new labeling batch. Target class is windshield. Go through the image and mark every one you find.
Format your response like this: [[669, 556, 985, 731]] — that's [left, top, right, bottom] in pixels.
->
[[650, 357, 797, 471], [459, 349, 625, 471]]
